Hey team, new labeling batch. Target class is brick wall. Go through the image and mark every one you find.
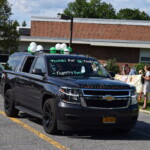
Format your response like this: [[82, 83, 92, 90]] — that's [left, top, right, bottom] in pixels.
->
[[72, 44, 139, 63], [31, 21, 150, 41], [30, 20, 141, 64], [72, 44, 139, 73]]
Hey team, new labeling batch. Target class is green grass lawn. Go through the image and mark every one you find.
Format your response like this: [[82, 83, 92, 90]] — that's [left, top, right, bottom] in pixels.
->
[[138, 94, 150, 111]]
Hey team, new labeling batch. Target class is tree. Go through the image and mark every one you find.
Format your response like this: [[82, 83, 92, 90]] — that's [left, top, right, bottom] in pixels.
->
[[0, 0, 12, 24], [89, 0, 116, 19], [0, 0, 20, 54], [1, 20, 20, 54], [14, 20, 20, 26], [63, 0, 89, 18], [22, 20, 27, 27], [116, 8, 150, 20], [63, 0, 116, 19]]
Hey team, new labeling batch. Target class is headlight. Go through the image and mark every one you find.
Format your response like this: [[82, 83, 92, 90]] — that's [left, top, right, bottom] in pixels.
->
[[131, 89, 136, 96], [59, 87, 80, 104], [130, 89, 137, 105]]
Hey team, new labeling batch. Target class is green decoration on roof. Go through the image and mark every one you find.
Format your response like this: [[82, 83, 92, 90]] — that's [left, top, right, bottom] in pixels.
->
[[28, 46, 31, 53], [67, 47, 73, 52], [60, 49, 64, 54], [50, 47, 57, 54]]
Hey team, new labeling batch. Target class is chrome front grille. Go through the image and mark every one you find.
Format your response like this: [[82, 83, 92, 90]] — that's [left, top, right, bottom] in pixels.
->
[[81, 89, 130, 109], [83, 89, 129, 96]]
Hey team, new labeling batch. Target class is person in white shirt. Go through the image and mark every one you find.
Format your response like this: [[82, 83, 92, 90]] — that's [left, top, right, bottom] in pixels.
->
[[138, 70, 145, 102], [142, 65, 150, 109]]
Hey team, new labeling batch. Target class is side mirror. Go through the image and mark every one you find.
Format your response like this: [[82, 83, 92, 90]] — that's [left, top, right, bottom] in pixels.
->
[[32, 69, 44, 76]]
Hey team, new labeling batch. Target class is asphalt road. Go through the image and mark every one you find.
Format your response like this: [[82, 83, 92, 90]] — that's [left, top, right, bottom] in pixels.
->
[[0, 94, 150, 150]]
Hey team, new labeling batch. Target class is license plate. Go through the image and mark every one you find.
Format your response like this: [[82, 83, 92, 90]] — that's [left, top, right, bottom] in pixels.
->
[[103, 117, 116, 124]]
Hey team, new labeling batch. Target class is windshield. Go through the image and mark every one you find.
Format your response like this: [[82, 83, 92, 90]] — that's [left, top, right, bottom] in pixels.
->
[[48, 57, 110, 78]]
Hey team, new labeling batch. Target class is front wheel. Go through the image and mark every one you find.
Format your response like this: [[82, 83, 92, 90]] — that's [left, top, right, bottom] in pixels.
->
[[42, 98, 57, 134], [4, 89, 19, 117]]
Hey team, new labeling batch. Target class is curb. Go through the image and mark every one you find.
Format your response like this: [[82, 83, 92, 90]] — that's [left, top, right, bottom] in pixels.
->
[[139, 109, 150, 114]]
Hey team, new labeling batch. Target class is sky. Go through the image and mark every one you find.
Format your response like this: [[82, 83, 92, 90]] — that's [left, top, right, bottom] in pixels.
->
[[8, 0, 150, 27]]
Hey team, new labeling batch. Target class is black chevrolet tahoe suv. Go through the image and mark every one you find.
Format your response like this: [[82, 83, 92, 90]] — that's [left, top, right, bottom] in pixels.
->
[[1, 52, 139, 134]]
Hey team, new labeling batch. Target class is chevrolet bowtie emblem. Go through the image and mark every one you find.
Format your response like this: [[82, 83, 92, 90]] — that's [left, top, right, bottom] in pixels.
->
[[103, 95, 114, 101]]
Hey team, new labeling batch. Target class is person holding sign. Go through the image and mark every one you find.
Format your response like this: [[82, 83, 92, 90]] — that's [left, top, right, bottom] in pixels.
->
[[142, 65, 150, 109], [122, 64, 130, 75]]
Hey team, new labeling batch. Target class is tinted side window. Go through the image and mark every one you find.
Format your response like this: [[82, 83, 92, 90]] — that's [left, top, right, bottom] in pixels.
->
[[22, 56, 35, 73], [6, 55, 24, 71], [32, 57, 46, 73]]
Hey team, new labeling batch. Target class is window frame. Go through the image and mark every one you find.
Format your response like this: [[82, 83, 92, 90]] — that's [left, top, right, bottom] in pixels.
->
[[20, 56, 36, 73], [6, 55, 24, 72], [29, 56, 48, 75]]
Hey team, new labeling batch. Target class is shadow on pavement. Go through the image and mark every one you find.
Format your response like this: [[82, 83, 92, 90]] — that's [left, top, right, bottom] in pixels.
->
[[18, 112, 42, 125], [18, 113, 150, 140]]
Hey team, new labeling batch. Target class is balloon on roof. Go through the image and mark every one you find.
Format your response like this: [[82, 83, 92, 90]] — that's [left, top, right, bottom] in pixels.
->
[[55, 43, 61, 50], [50, 47, 57, 54], [28, 42, 37, 53], [63, 48, 70, 55], [30, 42, 37, 47], [60, 43, 67, 50], [36, 45, 43, 51]]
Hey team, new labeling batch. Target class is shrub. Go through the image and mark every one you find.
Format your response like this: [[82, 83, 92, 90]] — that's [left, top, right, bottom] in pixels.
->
[[134, 62, 146, 74], [106, 58, 120, 74]]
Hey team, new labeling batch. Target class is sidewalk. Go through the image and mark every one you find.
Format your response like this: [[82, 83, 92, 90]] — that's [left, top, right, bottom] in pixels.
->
[[139, 109, 150, 114]]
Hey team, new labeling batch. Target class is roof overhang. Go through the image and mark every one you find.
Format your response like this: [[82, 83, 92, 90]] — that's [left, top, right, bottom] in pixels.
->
[[31, 16, 150, 26], [90, 41, 150, 48], [21, 36, 150, 49]]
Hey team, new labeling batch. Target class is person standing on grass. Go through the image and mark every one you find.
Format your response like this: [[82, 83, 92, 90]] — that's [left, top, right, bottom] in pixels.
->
[[138, 70, 145, 102], [142, 65, 150, 109]]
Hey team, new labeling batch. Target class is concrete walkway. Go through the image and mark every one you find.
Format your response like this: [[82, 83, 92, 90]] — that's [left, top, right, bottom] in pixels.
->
[[139, 109, 150, 114]]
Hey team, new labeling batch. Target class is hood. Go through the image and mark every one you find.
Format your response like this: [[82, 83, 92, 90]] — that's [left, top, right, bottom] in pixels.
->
[[47, 76, 132, 89]]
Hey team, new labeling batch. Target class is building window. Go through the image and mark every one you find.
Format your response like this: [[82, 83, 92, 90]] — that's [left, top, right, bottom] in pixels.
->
[[140, 57, 150, 63]]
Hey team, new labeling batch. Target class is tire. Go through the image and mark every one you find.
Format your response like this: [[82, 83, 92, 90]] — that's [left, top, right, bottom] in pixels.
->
[[42, 98, 57, 134], [4, 89, 19, 117]]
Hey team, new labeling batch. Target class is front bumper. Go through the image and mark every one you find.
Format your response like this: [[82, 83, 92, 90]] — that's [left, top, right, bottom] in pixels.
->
[[57, 101, 139, 131]]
